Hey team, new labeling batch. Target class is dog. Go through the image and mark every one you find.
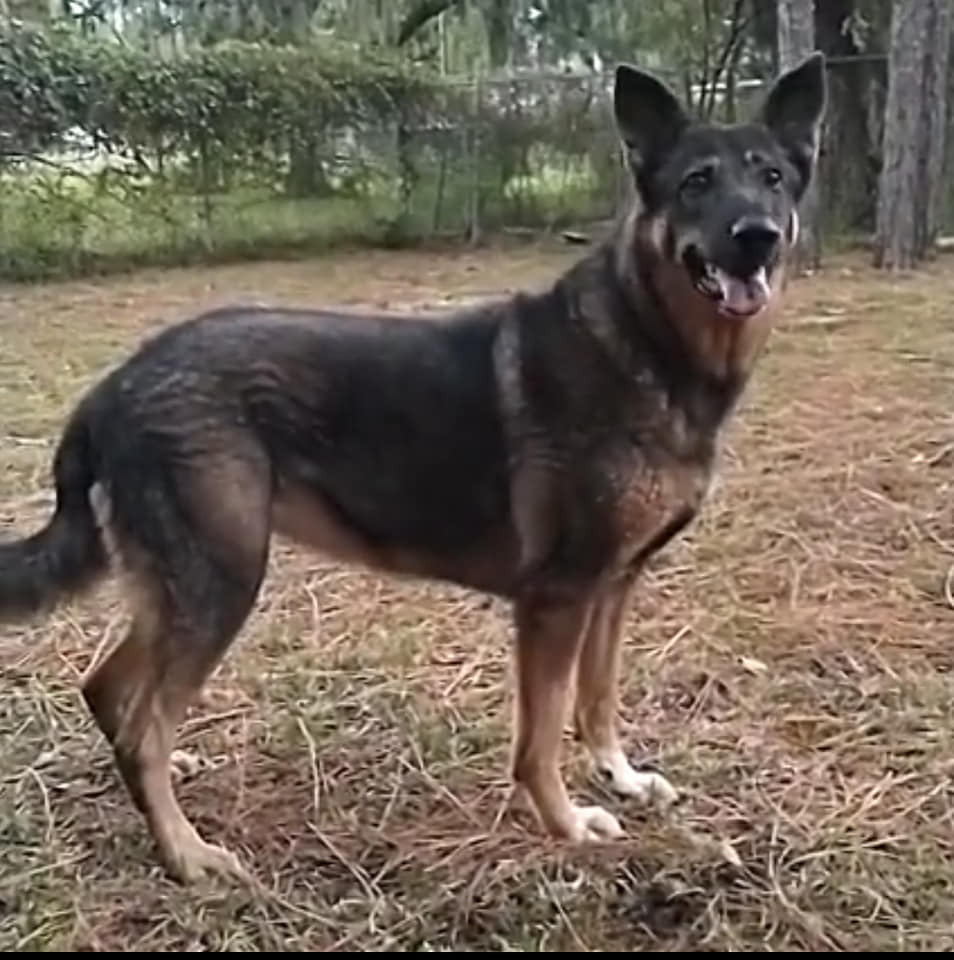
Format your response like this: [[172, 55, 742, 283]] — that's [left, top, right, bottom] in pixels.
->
[[0, 52, 826, 884]]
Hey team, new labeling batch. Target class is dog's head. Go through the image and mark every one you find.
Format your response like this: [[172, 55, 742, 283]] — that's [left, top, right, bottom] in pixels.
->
[[614, 53, 827, 320]]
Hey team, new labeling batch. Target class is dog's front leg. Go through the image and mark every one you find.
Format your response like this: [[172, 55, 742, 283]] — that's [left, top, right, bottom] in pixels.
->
[[510, 588, 623, 843], [575, 576, 679, 810]]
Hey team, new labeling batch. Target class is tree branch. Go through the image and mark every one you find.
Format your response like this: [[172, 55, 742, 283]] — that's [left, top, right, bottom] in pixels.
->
[[699, 0, 713, 119], [702, 0, 749, 117], [396, 0, 461, 46]]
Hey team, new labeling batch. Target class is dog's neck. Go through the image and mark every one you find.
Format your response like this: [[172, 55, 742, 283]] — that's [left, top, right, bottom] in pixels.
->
[[561, 234, 748, 437], [644, 252, 782, 386], [612, 209, 786, 406]]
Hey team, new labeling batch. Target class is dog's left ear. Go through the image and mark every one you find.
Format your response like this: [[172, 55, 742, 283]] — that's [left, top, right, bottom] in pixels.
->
[[614, 64, 689, 179], [759, 51, 827, 197]]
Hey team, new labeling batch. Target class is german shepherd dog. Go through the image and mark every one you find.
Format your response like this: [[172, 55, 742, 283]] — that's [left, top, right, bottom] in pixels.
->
[[0, 53, 826, 883]]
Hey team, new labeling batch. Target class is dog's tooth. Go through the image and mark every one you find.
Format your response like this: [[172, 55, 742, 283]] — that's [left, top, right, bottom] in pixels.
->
[[749, 266, 770, 299]]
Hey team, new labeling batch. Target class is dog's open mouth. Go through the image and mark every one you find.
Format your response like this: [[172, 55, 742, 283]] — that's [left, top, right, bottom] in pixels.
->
[[683, 246, 771, 319]]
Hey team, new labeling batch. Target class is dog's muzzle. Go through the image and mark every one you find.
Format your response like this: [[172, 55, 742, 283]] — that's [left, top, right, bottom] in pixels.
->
[[684, 251, 771, 318], [731, 215, 782, 271], [683, 215, 782, 319]]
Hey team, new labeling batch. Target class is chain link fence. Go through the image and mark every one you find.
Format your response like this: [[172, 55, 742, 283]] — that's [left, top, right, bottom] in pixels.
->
[[2, 53, 953, 280]]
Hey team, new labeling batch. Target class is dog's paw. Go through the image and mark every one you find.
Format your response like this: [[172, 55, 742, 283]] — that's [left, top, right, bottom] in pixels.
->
[[170, 749, 206, 779], [164, 838, 250, 886], [566, 803, 623, 843], [594, 748, 679, 810]]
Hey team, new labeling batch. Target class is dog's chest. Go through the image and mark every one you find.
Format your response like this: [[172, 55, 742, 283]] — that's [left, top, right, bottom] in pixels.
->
[[605, 450, 713, 568]]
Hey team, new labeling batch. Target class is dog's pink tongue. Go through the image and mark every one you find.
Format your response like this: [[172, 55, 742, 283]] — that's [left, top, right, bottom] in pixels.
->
[[716, 267, 770, 317]]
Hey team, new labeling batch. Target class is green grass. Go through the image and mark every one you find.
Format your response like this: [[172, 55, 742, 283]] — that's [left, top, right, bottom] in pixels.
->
[[0, 155, 615, 283], [0, 173, 398, 281]]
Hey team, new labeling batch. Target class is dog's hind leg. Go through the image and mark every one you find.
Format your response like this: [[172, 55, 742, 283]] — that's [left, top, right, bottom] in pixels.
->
[[510, 590, 623, 843], [81, 454, 270, 884], [574, 576, 678, 810], [82, 598, 255, 883]]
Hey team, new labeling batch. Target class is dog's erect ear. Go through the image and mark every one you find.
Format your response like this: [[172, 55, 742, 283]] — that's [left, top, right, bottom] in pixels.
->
[[759, 51, 827, 195], [614, 64, 689, 174]]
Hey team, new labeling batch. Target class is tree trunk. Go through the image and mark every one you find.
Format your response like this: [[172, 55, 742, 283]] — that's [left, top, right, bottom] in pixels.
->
[[913, 0, 952, 261], [777, 0, 821, 271], [874, 0, 946, 270], [815, 0, 888, 236], [486, 0, 512, 69]]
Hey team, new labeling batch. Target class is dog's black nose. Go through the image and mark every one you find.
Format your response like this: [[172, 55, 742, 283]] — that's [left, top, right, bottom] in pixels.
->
[[731, 216, 782, 267]]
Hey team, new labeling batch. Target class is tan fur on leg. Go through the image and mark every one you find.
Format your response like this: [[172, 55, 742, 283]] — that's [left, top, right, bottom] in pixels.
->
[[575, 578, 678, 810], [82, 599, 249, 884], [510, 593, 622, 843]]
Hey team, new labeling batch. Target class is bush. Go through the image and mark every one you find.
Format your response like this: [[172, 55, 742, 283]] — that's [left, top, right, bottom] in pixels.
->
[[0, 21, 451, 163], [0, 22, 619, 280]]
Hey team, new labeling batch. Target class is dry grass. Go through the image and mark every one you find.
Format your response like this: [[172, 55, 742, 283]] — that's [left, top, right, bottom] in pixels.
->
[[1, 241, 952, 951]]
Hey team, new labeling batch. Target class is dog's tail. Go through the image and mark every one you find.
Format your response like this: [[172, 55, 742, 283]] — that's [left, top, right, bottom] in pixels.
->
[[0, 407, 108, 618]]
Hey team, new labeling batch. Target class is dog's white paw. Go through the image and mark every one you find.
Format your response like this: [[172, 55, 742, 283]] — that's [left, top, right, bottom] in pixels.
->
[[170, 749, 206, 779], [566, 803, 623, 843], [164, 836, 250, 886], [593, 748, 679, 810]]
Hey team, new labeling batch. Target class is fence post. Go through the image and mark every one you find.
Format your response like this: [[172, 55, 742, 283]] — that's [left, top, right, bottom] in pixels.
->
[[198, 135, 215, 253], [468, 69, 482, 245]]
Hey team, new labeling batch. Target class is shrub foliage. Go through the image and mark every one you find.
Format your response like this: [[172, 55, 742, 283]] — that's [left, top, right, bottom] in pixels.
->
[[0, 20, 449, 162]]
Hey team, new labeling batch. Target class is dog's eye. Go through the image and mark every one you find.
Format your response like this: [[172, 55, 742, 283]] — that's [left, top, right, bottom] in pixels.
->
[[682, 169, 712, 193], [764, 167, 783, 188]]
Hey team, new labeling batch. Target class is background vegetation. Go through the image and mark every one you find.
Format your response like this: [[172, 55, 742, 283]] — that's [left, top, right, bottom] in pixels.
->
[[0, 1, 946, 279]]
